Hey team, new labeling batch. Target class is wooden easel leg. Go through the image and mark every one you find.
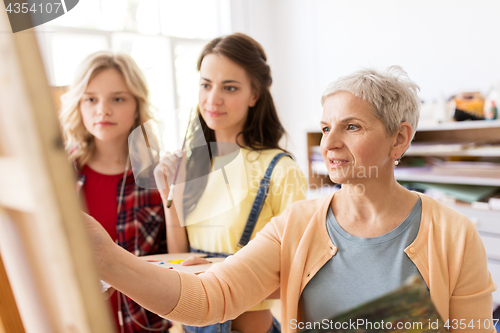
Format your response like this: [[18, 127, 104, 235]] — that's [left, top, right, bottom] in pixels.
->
[[0, 253, 25, 333]]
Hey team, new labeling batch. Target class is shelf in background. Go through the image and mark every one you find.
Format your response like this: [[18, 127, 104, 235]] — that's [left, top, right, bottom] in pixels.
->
[[445, 202, 500, 215], [395, 167, 500, 186], [417, 119, 500, 131], [405, 146, 500, 157]]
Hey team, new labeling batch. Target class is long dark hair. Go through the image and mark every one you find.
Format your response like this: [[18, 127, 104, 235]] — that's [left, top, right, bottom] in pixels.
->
[[183, 33, 287, 215], [196, 32, 285, 149]]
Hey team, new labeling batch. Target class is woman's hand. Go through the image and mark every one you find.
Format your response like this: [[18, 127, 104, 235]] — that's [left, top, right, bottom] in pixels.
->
[[154, 150, 187, 202], [84, 212, 182, 315], [82, 213, 115, 271], [155, 150, 189, 252], [181, 256, 211, 266]]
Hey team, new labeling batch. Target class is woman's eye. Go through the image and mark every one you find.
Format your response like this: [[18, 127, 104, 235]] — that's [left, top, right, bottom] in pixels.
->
[[201, 83, 210, 89], [347, 124, 359, 131], [322, 127, 330, 134], [114, 97, 124, 102], [224, 86, 237, 92], [85, 97, 96, 103]]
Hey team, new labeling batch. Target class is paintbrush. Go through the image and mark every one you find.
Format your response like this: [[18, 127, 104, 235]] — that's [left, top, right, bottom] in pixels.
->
[[166, 108, 193, 208]]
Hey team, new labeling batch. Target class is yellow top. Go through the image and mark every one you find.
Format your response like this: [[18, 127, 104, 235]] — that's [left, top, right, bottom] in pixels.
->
[[185, 148, 307, 311]]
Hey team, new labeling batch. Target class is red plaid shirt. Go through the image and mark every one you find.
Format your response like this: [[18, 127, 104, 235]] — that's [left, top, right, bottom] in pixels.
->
[[77, 167, 170, 332]]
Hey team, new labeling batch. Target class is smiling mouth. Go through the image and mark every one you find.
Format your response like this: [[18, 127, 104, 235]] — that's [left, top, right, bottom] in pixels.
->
[[328, 159, 349, 167]]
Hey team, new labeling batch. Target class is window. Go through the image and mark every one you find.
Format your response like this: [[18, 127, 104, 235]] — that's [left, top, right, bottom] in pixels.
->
[[37, 0, 231, 149], [160, 0, 220, 39]]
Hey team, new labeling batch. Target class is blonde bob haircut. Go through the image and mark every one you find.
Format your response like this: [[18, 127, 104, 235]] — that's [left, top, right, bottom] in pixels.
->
[[59, 51, 153, 169], [321, 66, 421, 142]]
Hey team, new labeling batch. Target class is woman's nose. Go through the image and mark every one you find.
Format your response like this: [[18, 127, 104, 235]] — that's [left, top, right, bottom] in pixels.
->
[[96, 101, 112, 116], [206, 89, 223, 106], [321, 130, 344, 150]]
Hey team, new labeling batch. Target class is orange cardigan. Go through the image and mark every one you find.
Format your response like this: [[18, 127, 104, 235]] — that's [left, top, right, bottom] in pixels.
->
[[165, 192, 497, 333]]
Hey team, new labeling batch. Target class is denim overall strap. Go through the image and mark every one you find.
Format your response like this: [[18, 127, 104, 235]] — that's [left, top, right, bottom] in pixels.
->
[[235, 152, 292, 250]]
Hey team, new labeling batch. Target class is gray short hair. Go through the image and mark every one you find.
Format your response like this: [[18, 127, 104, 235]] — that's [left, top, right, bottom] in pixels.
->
[[321, 66, 421, 141]]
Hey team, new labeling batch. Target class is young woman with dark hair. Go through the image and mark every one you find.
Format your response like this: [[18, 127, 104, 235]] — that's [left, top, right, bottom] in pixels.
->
[[156, 33, 307, 333]]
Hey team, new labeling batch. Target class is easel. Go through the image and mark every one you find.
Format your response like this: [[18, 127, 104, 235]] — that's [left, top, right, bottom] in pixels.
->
[[0, 5, 115, 333]]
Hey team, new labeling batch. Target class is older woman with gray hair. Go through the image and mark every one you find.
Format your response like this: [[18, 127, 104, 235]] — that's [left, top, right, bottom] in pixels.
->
[[85, 66, 496, 333]]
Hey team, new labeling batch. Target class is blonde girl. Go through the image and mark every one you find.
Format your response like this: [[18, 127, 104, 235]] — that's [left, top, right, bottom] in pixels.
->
[[60, 51, 170, 333]]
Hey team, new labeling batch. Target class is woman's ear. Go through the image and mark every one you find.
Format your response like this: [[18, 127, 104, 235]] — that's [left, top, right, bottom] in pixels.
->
[[249, 90, 260, 107], [390, 122, 413, 159]]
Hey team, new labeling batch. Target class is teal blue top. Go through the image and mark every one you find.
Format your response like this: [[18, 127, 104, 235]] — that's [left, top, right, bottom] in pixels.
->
[[300, 197, 423, 322]]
